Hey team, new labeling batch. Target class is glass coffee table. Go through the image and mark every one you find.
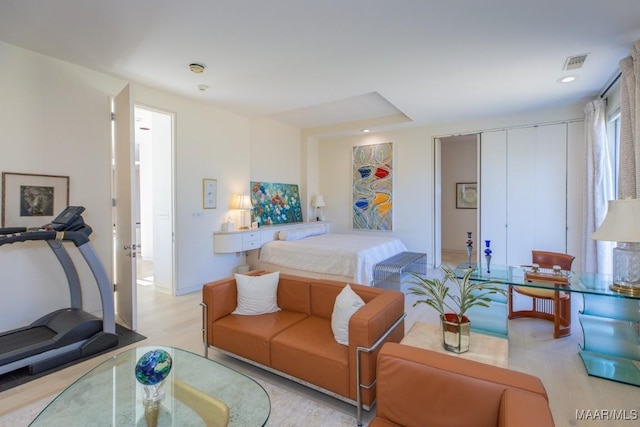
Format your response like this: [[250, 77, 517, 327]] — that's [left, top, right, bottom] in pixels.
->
[[29, 346, 270, 426]]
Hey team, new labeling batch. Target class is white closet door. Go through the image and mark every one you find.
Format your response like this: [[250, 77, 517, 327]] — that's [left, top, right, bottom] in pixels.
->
[[480, 130, 508, 265], [532, 124, 567, 251], [507, 124, 567, 265]]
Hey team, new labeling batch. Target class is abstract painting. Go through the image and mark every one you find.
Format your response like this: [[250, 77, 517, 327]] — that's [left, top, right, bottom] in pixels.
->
[[250, 181, 303, 226], [352, 142, 393, 230]]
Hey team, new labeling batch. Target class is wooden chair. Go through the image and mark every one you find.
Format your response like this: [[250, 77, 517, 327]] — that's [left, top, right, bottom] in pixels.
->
[[508, 250, 575, 338]]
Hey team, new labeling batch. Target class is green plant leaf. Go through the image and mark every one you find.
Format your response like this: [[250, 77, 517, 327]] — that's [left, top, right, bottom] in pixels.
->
[[406, 265, 507, 320]]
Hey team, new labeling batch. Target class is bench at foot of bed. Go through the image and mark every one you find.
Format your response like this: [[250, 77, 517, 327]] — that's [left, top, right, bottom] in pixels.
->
[[373, 252, 427, 291]]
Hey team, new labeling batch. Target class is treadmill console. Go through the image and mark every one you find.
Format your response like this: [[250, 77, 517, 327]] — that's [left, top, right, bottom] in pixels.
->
[[48, 206, 86, 231]]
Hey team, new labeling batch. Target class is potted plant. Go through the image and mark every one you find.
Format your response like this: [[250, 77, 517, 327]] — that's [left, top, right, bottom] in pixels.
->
[[407, 265, 506, 353]]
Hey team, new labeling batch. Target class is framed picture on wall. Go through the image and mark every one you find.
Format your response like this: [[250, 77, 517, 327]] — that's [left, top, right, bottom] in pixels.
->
[[456, 182, 477, 209], [203, 178, 217, 209], [2, 172, 70, 227], [352, 142, 394, 231]]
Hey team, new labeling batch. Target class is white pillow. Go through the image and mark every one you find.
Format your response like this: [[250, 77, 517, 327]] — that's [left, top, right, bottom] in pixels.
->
[[278, 225, 326, 241], [331, 284, 365, 345], [232, 271, 281, 315]]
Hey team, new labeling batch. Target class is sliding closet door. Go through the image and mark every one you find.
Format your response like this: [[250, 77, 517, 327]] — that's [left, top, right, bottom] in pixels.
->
[[480, 130, 508, 265], [506, 124, 567, 265]]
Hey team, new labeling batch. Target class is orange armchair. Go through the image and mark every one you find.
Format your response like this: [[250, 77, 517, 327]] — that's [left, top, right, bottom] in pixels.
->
[[508, 251, 575, 338], [371, 343, 555, 427]]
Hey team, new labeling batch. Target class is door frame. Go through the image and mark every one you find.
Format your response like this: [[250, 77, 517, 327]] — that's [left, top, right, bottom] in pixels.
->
[[111, 94, 177, 330], [433, 133, 481, 268]]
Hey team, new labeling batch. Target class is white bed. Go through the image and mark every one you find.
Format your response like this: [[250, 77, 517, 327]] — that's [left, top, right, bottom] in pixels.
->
[[252, 231, 408, 285]]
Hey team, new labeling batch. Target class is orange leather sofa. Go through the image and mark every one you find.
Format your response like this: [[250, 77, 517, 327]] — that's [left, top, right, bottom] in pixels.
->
[[371, 342, 555, 427], [201, 273, 405, 422]]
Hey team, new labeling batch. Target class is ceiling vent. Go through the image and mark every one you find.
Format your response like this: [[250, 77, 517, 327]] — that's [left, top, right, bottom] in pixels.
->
[[563, 54, 588, 71]]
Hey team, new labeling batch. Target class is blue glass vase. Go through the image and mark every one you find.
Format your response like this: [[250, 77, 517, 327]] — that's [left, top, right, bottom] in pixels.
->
[[484, 240, 492, 274]]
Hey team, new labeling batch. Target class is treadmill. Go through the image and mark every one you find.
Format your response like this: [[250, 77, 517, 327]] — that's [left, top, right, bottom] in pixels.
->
[[0, 206, 118, 375]]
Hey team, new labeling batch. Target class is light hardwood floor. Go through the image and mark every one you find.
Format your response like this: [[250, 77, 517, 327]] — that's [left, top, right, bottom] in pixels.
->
[[1, 272, 639, 427]]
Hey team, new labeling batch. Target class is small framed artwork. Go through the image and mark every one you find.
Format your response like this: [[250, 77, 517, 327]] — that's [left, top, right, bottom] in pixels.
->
[[456, 182, 477, 209], [203, 178, 217, 209], [2, 172, 70, 227]]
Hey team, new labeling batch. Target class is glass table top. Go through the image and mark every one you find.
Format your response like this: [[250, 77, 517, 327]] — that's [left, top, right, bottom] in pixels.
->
[[30, 346, 270, 427], [455, 263, 640, 300]]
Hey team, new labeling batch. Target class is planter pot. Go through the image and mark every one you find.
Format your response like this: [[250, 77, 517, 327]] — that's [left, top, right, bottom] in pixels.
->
[[440, 313, 470, 353]]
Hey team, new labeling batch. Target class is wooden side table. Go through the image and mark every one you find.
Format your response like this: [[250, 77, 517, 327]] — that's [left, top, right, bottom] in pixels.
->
[[400, 321, 509, 368]]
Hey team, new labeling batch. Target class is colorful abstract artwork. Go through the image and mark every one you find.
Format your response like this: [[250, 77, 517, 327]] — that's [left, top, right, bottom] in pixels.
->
[[250, 181, 303, 226], [352, 142, 393, 230]]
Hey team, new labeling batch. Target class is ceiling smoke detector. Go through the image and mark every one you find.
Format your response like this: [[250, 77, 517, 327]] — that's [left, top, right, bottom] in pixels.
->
[[189, 63, 205, 73], [563, 54, 588, 71]]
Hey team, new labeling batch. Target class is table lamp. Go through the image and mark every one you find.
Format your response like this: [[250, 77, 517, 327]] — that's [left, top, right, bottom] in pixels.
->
[[590, 198, 640, 295], [314, 195, 326, 221], [233, 194, 253, 229]]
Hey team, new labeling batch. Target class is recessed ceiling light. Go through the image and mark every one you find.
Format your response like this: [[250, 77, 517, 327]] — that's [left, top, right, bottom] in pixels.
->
[[362, 129, 370, 133], [190, 63, 205, 73], [558, 75, 577, 84]]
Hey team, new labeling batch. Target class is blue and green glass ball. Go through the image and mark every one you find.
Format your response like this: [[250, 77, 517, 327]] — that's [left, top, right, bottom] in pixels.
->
[[135, 349, 173, 386]]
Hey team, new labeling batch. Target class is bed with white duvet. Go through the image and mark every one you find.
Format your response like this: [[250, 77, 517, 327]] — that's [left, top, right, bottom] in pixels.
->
[[252, 225, 407, 285]]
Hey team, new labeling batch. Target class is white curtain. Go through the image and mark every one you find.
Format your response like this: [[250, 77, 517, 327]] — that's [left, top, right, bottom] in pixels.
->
[[582, 99, 613, 274], [618, 40, 640, 198]]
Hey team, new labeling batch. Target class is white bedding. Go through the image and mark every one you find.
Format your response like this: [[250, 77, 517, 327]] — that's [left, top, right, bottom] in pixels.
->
[[258, 233, 407, 285]]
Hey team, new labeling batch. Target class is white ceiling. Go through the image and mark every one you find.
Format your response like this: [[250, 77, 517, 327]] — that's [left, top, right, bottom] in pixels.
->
[[1, 1, 639, 136]]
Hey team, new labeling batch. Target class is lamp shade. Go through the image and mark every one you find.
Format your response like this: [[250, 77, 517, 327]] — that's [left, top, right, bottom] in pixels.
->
[[591, 199, 640, 242], [239, 194, 252, 210], [314, 195, 326, 208], [232, 194, 253, 210]]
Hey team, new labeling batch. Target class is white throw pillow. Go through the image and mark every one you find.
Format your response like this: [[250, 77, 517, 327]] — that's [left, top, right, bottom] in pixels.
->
[[278, 224, 326, 241], [232, 271, 281, 315], [331, 284, 365, 345]]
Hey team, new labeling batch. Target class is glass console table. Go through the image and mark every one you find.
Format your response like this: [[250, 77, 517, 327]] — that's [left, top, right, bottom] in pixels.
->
[[30, 346, 271, 426], [455, 264, 640, 387]]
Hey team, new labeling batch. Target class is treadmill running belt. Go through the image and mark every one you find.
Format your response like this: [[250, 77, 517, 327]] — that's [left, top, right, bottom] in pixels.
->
[[0, 326, 56, 365]]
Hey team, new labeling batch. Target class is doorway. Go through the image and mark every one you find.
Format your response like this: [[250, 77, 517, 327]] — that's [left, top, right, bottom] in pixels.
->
[[435, 134, 479, 268], [111, 91, 176, 330], [133, 106, 175, 295]]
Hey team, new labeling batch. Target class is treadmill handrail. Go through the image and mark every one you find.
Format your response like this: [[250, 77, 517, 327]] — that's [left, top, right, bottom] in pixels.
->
[[0, 226, 92, 247]]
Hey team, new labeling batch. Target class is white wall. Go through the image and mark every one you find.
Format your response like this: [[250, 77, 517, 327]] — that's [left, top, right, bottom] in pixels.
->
[[249, 118, 301, 184], [249, 117, 304, 220], [318, 129, 431, 252], [303, 137, 322, 221], [129, 95, 303, 294], [132, 85, 254, 294], [0, 41, 124, 329]]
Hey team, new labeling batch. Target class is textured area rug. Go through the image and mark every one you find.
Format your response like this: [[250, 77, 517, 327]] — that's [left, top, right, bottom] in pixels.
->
[[0, 324, 146, 393], [257, 380, 359, 427], [0, 378, 361, 427]]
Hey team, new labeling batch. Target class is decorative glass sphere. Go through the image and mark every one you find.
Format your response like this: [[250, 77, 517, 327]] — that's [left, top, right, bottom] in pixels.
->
[[135, 349, 173, 386]]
